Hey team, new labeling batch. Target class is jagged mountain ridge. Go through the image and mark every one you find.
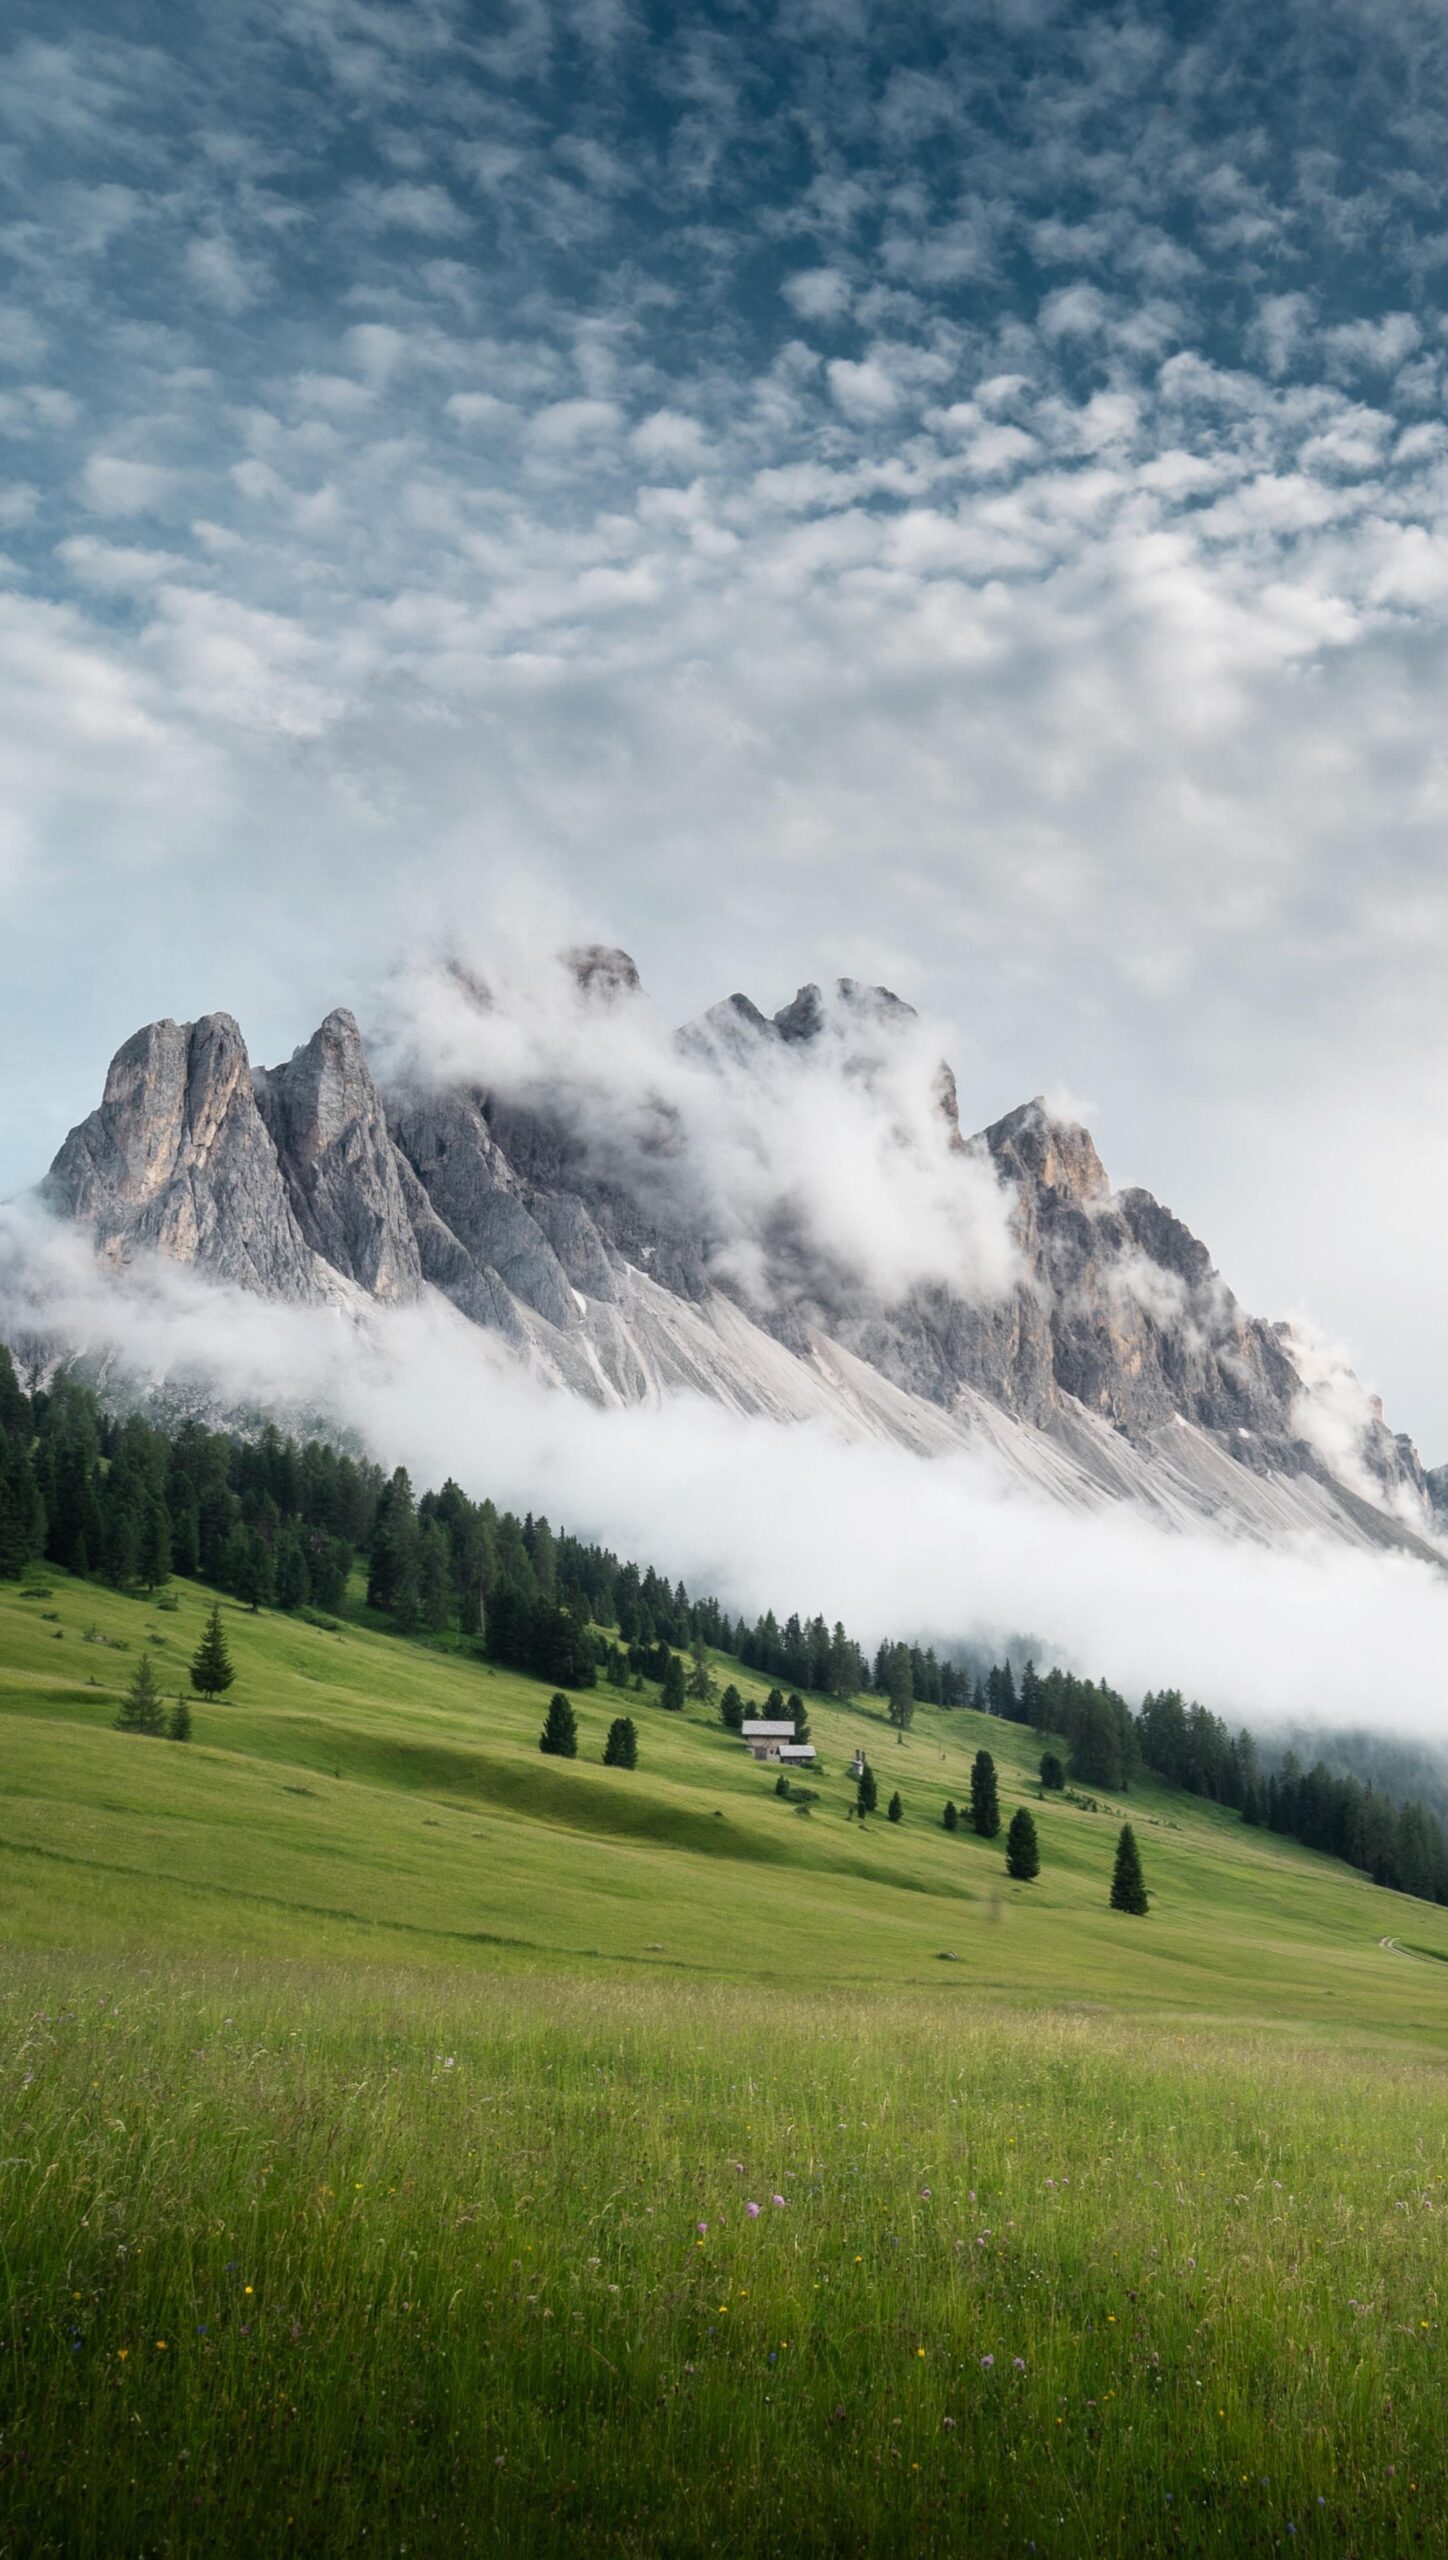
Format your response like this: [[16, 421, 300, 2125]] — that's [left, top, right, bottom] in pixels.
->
[[38, 956, 1441, 1561]]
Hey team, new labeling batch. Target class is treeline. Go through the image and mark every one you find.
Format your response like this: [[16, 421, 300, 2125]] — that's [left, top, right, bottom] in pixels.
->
[[2, 1347, 1446, 1904]]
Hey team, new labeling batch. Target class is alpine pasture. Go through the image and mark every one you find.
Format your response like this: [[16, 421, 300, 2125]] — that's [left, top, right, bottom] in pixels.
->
[[2, 1570, 1446, 2556]]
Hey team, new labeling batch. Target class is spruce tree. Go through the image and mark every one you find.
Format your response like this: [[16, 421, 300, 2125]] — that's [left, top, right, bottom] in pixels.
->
[[1040, 1752, 1065, 1791], [168, 1695, 192, 1742], [856, 1758, 878, 1818], [1005, 1806, 1040, 1880], [787, 1691, 810, 1743], [970, 1748, 1001, 1838], [602, 1715, 638, 1768], [775, 1771, 789, 1797], [887, 1790, 903, 1823], [539, 1691, 579, 1757], [719, 1683, 745, 1731], [1110, 1822, 1149, 1914], [942, 1798, 959, 1832], [686, 1637, 717, 1703], [660, 1652, 686, 1711], [885, 1644, 914, 1731], [190, 1603, 235, 1700], [115, 1650, 166, 1736]]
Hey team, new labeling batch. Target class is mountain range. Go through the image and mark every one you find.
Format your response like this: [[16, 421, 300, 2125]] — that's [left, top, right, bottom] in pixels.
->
[[32, 950, 1444, 1563]]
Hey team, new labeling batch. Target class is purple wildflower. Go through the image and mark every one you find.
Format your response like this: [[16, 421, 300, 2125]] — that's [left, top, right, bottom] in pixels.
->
[[746, 2201, 761, 2218]]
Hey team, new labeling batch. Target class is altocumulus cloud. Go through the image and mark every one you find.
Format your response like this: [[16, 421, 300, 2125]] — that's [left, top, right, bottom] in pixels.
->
[[5, 0, 1448, 1444]]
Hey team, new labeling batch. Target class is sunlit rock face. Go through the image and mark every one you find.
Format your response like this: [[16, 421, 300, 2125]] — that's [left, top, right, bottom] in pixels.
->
[[39, 960, 1439, 1563]]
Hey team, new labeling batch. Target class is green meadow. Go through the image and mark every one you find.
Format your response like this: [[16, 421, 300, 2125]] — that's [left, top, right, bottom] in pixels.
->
[[3, 1570, 1447, 2555]]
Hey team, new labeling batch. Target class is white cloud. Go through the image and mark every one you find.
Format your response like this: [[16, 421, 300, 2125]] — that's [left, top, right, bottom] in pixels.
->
[[184, 232, 265, 314], [630, 408, 712, 471], [78, 454, 181, 516], [355, 181, 469, 237], [7, 1200, 1448, 1742], [781, 266, 853, 322], [527, 396, 624, 449], [826, 356, 903, 421]]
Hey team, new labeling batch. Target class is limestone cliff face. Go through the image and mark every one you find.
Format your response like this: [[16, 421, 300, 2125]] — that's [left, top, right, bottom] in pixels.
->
[[38, 967, 1436, 1555], [254, 1010, 423, 1303], [43, 1015, 327, 1302]]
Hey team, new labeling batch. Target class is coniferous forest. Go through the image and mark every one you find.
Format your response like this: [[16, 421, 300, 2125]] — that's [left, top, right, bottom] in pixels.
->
[[2, 1341, 1446, 1906]]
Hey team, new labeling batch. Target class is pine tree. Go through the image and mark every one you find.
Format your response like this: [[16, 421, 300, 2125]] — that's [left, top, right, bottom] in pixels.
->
[[539, 1691, 579, 1757], [602, 1715, 638, 1768], [1110, 1822, 1149, 1914], [942, 1798, 959, 1832], [1040, 1752, 1065, 1791], [856, 1758, 878, 1818], [775, 1771, 789, 1797], [167, 1695, 192, 1742], [1005, 1806, 1040, 1880], [719, 1683, 745, 1731], [786, 1691, 810, 1744], [115, 1650, 166, 1736], [190, 1603, 235, 1700], [660, 1652, 686, 1711], [970, 1748, 1001, 1838], [887, 1790, 903, 1823], [686, 1637, 717, 1703]]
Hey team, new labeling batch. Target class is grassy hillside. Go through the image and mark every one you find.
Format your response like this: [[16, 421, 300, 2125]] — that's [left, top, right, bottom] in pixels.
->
[[2, 1567, 1447, 2041], [5, 1570, 1448, 2556]]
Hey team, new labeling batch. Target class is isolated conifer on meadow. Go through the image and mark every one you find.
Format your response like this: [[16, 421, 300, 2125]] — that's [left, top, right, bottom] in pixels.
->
[[1006, 1806, 1040, 1880], [540, 1692, 579, 1758], [115, 1650, 166, 1737], [168, 1695, 192, 1743], [970, 1748, 1001, 1838], [942, 1799, 959, 1832], [887, 1790, 903, 1823], [190, 1603, 234, 1700], [1110, 1822, 1149, 1914], [1040, 1752, 1065, 1791], [719, 1684, 744, 1731], [602, 1715, 637, 1768], [856, 1758, 878, 1818]]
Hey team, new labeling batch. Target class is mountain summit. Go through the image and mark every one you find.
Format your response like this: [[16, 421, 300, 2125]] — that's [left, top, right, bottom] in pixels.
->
[[37, 959, 1439, 1561]]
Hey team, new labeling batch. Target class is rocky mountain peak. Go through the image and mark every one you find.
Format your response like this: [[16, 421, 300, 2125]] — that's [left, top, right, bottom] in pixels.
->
[[254, 1008, 422, 1303], [984, 1097, 1111, 1208], [44, 1010, 326, 1300], [565, 945, 642, 1003], [34, 975, 1441, 1565]]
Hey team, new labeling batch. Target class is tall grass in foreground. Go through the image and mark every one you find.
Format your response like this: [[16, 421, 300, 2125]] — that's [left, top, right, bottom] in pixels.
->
[[2, 1954, 1444, 2558]]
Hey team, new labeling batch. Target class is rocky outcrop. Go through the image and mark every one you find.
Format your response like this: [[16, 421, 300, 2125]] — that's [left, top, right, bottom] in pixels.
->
[[37, 965, 1439, 1559], [254, 1010, 422, 1302], [43, 1014, 327, 1301]]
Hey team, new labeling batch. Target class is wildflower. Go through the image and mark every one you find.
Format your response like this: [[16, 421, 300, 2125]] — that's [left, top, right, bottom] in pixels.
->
[[981, 2353, 994, 2369], [156, 2341, 167, 2351], [772, 2194, 786, 2208], [1013, 2357, 1026, 2371], [917, 2347, 926, 2358], [746, 2201, 761, 2218], [697, 2220, 707, 2234], [942, 2416, 956, 2430]]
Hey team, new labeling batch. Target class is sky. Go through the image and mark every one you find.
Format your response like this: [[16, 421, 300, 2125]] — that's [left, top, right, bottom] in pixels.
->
[[5, 0, 1448, 1446]]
